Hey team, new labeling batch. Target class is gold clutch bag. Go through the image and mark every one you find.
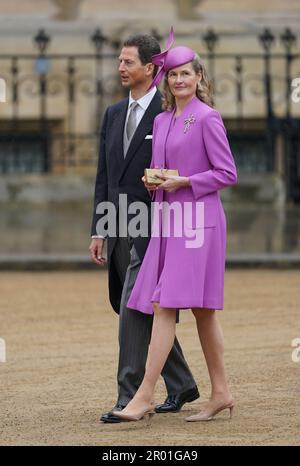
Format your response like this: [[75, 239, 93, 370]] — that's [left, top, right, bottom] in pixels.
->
[[144, 168, 179, 185]]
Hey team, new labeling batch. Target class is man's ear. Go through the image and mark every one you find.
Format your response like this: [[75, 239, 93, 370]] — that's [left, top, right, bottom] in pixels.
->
[[145, 63, 155, 77]]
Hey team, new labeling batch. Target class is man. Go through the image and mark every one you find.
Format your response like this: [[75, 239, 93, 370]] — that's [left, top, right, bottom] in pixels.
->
[[89, 33, 199, 423]]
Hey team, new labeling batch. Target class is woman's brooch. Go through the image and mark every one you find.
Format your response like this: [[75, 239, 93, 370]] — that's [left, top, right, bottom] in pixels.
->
[[184, 114, 196, 133]]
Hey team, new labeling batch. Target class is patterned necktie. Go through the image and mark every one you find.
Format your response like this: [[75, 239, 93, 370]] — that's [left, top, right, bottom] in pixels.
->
[[126, 101, 139, 141]]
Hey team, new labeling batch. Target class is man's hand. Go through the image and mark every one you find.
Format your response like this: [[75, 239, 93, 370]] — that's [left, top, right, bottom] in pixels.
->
[[89, 238, 106, 265]]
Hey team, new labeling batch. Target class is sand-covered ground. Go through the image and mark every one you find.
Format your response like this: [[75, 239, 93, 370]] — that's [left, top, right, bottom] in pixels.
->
[[0, 270, 299, 446]]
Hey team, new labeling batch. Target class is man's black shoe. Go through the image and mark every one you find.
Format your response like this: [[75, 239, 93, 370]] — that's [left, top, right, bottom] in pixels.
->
[[155, 387, 200, 413], [100, 403, 126, 423]]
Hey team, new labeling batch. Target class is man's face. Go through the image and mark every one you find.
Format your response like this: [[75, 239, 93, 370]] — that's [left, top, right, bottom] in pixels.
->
[[118, 46, 150, 89]]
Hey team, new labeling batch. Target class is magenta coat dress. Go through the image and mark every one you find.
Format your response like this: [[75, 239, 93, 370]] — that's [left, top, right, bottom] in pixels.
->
[[127, 96, 237, 315]]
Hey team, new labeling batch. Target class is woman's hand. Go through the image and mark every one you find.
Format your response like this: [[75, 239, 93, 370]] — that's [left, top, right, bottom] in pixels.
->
[[142, 175, 158, 191], [156, 174, 191, 193]]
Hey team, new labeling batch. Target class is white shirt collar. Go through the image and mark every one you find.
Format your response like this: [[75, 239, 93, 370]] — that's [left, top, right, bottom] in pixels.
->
[[128, 86, 157, 110]]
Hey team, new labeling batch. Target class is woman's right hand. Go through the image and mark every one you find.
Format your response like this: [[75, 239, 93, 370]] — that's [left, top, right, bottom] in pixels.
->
[[142, 175, 158, 191]]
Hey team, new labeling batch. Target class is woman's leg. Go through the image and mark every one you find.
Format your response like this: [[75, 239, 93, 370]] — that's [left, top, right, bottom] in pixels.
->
[[120, 303, 177, 414], [192, 308, 233, 412]]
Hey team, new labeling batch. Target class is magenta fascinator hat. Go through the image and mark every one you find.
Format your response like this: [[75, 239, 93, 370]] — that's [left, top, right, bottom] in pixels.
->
[[148, 27, 195, 90]]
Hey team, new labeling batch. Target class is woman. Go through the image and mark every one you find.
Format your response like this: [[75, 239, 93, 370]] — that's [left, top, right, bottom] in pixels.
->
[[112, 29, 237, 422]]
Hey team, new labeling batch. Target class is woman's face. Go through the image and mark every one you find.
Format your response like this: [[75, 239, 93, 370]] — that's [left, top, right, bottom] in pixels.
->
[[167, 62, 200, 100]]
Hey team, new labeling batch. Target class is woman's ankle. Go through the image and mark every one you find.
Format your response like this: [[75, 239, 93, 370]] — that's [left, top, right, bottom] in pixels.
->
[[210, 389, 232, 400], [134, 390, 154, 404]]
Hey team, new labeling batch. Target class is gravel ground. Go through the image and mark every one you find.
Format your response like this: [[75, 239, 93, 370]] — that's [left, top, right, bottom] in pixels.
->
[[0, 270, 299, 446]]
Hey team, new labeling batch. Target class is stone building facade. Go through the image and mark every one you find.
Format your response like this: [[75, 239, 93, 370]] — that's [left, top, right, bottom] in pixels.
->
[[0, 2, 299, 192], [0, 1, 300, 256]]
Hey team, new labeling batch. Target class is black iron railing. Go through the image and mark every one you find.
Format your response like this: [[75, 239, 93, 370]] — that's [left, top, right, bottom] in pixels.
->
[[0, 27, 300, 198]]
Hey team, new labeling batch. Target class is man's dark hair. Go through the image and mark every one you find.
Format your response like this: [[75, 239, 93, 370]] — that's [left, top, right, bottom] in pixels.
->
[[123, 34, 161, 78]]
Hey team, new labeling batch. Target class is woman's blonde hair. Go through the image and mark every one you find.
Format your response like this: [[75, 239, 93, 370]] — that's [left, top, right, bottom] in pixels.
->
[[162, 53, 214, 111]]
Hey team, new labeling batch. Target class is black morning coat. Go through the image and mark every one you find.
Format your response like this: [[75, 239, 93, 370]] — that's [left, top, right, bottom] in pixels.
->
[[91, 91, 163, 314]]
